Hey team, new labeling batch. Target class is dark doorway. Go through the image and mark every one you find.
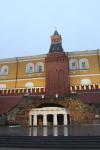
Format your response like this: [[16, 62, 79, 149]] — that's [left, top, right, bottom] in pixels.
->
[[37, 115, 43, 126], [47, 114, 53, 126], [67, 114, 70, 125], [57, 114, 64, 125], [32, 115, 33, 126]]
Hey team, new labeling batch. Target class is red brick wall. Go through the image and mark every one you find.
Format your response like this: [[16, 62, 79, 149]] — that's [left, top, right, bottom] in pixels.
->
[[45, 52, 69, 97], [78, 91, 100, 104]]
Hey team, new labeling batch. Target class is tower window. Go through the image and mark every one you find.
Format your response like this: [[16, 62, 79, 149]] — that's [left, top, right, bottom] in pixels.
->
[[54, 38, 58, 43]]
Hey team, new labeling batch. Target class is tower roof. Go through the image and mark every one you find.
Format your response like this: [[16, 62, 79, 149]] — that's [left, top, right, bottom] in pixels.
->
[[49, 43, 63, 53], [53, 30, 59, 36]]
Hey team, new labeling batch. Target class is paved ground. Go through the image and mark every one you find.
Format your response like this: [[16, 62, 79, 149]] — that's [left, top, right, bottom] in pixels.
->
[[0, 148, 99, 150]]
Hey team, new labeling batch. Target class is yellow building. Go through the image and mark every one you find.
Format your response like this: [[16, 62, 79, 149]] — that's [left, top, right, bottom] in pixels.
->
[[0, 32, 100, 91]]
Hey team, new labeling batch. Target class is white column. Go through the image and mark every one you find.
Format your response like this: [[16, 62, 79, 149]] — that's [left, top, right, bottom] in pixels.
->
[[43, 114, 47, 126], [64, 114, 68, 126], [53, 114, 57, 126], [29, 115, 32, 126], [33, 115, 37, 126]]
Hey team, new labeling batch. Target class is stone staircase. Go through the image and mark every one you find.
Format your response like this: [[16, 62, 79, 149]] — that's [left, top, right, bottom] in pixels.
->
[[0, 136, 100, 149]]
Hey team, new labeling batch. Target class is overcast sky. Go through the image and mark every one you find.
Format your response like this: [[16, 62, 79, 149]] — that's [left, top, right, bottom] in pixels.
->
[[0, 0, 100, 58]]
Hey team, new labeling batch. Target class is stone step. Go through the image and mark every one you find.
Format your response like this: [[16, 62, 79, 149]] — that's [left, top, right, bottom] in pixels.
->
[[0, 136, 100, 148]]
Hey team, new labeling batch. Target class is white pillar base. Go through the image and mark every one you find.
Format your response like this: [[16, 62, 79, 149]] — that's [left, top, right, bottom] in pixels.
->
[[53, 127, 58, 136], [64, 126, 68, 136], [43, 127, 47, 136], [33, 127, 37, 136]]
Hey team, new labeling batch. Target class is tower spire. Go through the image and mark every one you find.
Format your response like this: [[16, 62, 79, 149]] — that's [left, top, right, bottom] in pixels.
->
[[49, 30, 63, 53]]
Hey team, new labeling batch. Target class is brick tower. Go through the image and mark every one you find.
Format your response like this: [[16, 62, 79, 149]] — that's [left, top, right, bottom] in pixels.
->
[[45, 30, 69, 97]]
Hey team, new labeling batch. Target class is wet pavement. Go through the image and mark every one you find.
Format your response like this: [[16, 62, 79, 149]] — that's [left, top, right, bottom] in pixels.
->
[[0, 125, 100, 150], [0, 148, 97, 150], [0, 124, 100, 136]]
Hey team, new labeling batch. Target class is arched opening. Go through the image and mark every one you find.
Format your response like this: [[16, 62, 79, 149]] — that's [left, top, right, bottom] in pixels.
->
[[47, 114, 53, 126], [67, 114, 70, 125], [35, 62, 44, 73], [37, 115, 43, 126], [37, 103, 64, 108], [57, 114, 64, 125]]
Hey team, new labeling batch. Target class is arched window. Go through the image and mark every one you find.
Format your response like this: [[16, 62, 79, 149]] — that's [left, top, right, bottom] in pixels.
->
[[79, 58, 89, 70], [0, 84, 6, 89], [25, 63, 34, 73], [35, 62, 44, 73], [81, 79, 91, 85], [69, 59, 78, 70], [25, 82, 34, 88], [0, 65, 9, 75]]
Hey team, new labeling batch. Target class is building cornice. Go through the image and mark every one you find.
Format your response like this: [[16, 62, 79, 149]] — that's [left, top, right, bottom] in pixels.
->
[[0, 49, 100, 63], [67, 49, 100, 57], [0, 54, 47, 64]]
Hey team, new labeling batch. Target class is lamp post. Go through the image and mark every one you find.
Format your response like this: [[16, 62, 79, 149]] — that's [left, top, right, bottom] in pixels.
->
[[55, 94, 58, 98]]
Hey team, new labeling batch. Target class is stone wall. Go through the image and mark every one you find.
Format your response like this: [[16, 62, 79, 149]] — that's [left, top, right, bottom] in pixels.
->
[[8, 94, 96, 126]]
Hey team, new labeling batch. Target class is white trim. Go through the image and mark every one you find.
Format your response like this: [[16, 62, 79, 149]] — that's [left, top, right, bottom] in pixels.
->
[[17, 54, 46, 61], [12, 86, 45, 89], [67, 49, 100, 57], [0, 61, 17, 64], [0, 54, 46, 64], [0, 77, 45, 83], [0, 59, 45, 64], [0, 87, 45, 90], [0, 79, 16, 82], [68, 54, 99, 57], [18, 77, 45, 81], [18, 58, 45, 62], [70, 74, 100, 77]]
